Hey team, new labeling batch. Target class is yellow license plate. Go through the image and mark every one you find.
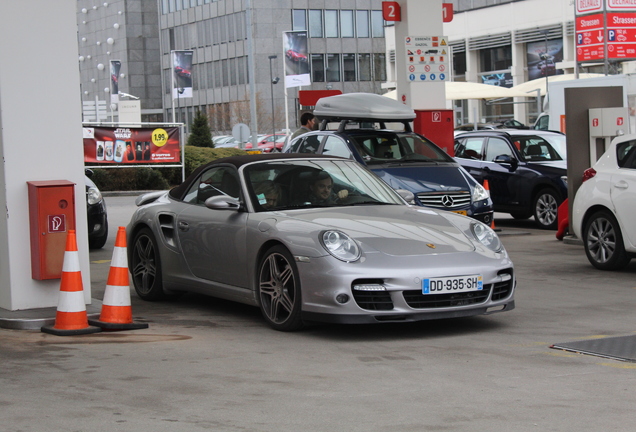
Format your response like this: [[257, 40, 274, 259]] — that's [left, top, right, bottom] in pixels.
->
[[452, 210, 467, 216]]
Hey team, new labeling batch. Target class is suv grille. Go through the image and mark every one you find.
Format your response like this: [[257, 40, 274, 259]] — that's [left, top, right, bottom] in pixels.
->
[[417, 191, 471, 209]]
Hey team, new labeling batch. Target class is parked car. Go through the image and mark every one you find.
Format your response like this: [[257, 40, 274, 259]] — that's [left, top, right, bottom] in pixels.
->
[[454, 129, 568, 229], [127, 153, 515, 331], [571, 135, 636, 270], [85, 170, 108, 249], [256, 133, 287, 152], [285, 93, 494, 225]]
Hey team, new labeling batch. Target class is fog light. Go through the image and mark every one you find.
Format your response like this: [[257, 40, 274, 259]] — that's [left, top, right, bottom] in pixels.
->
[[336, 294, 350, 304], [353, 284, 386, 291]]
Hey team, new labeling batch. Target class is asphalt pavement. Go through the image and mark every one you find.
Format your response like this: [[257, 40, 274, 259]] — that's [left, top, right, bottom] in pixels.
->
[[1, 195, 635, 431]]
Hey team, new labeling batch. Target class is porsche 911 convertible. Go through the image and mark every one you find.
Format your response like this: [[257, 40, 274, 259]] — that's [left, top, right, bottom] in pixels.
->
[[127, 153, 515, 331]]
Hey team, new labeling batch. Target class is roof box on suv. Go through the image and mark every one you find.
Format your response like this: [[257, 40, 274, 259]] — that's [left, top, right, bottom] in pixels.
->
[[314, 93, 416, 122]]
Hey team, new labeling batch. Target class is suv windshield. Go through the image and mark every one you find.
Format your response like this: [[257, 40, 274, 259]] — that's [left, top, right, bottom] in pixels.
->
[[350, 132, 453, 165]]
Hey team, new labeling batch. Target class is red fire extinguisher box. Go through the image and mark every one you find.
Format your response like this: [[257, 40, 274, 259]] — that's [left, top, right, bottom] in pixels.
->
[[413, 109, 455, 157], [27, 180, 76, 280]]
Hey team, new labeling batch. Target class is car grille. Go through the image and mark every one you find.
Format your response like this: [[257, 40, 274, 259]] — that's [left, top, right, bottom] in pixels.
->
[[403, 286, 491, 308], [417, 191, 471, 209], [351, 277, 514, 311], [491, 280, 514, 301], [351, 291, 394, 311]]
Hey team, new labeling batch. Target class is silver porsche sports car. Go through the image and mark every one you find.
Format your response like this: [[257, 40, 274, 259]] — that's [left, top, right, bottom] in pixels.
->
[[128, 154, 515, 331]]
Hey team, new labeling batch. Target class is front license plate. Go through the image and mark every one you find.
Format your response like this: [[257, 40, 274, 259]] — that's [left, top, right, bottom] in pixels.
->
[[452, 210, 467, 216], [422, 275, 483, 294]]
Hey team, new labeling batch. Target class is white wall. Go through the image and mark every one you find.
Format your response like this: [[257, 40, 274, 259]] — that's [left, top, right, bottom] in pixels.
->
[[0, 1, 91, 310]]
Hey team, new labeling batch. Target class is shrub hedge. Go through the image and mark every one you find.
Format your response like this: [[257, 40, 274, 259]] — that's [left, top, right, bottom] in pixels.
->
[[89, 145, 247, 191]]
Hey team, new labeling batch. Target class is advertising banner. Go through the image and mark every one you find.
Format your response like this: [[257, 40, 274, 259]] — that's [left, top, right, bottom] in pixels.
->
[[110, 60, 121, 103], [527, 39, 564, 80], [83, 126, 181, 164], [172, 50, 193, 99], [283, 31, 310, 88]]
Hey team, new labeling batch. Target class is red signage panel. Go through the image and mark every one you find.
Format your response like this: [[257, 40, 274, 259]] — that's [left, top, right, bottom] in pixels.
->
[[607, 12, 636, 59], [576, 13, 605, 62], [442, 3, 453, 23], [382, 2, 401, 21]]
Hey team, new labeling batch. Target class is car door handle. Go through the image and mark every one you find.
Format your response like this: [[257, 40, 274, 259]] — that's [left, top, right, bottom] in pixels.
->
[[178, 221, 189, 231], [614, 180, 629, 189]]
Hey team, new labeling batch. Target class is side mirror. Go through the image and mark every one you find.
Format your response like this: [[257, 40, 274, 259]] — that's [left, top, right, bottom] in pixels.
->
[[493, 155, 518, 170], [205, 195, 241, 210], [395, 189, 415, 203]]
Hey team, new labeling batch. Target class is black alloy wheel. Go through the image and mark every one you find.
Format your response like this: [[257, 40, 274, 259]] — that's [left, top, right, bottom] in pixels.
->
[[131, 227, 166, 300]]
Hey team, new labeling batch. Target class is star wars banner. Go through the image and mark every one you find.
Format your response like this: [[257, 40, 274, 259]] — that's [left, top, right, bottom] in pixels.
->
[[172, 50, 193, 99], [83, 126, 181, 164]]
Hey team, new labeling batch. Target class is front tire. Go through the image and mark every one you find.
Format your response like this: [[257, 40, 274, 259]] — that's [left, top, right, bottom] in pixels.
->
[[257, 245, 304, 331], [583, 210, 631, 270], [533, 188, 560, 230], [130, 227, 166, 300]]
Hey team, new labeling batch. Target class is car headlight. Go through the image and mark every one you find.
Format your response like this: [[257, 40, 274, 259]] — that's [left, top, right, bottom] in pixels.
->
[[472, 182, 490, 202], [470, 221, 502, 252], [87, 186, 103, 205], [561, 175, 568, 187], [321, 230, 360, 262]]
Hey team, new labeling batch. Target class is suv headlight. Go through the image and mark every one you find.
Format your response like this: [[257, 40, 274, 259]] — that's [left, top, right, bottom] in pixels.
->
[[470, 222, 502, 252], [472, 182, 490, 202], [87, 186, 103, 205], [321, 230, 360, 262]]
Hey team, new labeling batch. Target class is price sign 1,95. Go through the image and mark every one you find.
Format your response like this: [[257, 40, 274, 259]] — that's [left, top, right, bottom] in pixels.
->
[[152, 128, 169, 147]]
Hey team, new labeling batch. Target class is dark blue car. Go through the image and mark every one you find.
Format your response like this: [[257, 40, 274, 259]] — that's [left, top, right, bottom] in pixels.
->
[[454, 129, 568, 229], [284, 128, 493, 224]]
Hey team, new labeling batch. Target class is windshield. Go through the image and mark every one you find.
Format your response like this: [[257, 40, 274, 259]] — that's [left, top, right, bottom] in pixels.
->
[[243, 159, 405, 212], [349, 132, 453, 164], [539, 133, 567, 159], [515, 135, 565, 161]]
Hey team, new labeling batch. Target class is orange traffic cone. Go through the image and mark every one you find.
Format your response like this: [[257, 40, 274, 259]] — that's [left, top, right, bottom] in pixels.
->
[[89, 227, 148, 330], [483, 179, 497, 231], [41, 230, 101, 336]]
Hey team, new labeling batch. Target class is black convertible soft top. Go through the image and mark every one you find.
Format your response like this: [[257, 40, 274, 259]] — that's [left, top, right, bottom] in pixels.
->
[[169, 153, 340, 199]]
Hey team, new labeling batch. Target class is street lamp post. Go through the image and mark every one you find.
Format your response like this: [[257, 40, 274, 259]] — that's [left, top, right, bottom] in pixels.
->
[[177, 87, 184, 123], [268, 55, 279, 136]]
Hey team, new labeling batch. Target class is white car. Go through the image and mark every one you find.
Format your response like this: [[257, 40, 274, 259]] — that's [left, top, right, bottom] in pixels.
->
[[571, 135, 636, 270]]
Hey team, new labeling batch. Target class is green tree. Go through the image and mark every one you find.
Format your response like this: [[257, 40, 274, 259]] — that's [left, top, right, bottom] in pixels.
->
[[187, 110, 214, 147]]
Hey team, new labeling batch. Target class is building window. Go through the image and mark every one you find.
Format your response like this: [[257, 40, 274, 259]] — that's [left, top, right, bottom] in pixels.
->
[[221, 59, 228, 87], [311, 54, 325, 82], [325, 10, 338, 37], [480, 46, 512, 72], [340, 10, 354, 38], [453, 50, 466, 78], [238, 56, 246, 85], [230, 58, 237, 86], [358, 53, 371, 81], [356, 10, 369, 38], [327, 54, 341, 82], [371, 10, 384, 38], [293, 10, 306, 31], [343, 54, 356, 81], [309, 10, 323, 38], [373, 53, 386, 81]]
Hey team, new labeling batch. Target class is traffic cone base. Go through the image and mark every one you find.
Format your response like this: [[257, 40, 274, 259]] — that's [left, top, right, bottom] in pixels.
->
[[90, 226, 148, 331], [41, 230, 102, 336]]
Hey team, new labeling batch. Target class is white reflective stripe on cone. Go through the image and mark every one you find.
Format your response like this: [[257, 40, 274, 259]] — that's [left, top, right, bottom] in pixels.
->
[[62, 251, 81, 272], [110, 246, 128, 268], [57, 291, 87, 312], [102, 285, 132, 306]]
